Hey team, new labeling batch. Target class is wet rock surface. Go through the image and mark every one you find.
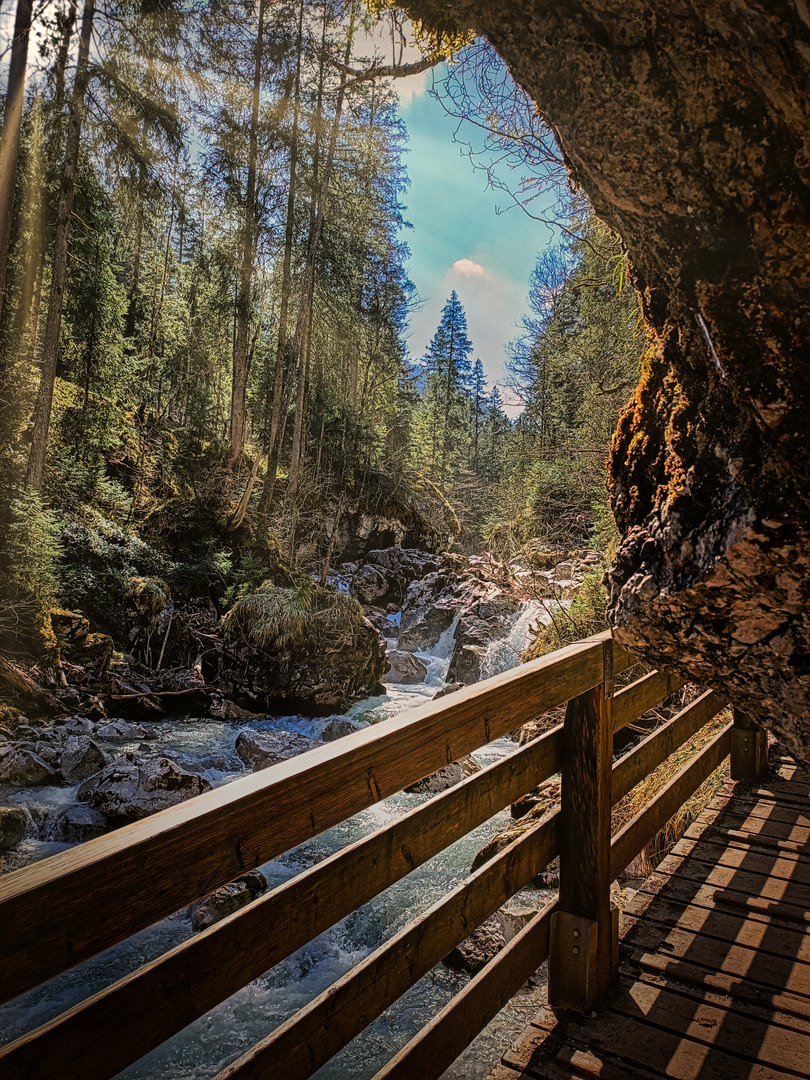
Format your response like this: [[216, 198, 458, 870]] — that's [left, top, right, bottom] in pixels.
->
[[443, 907, 537, 974], [406, 754, 481, 794], [77, 754, 212, 821], [235, 730, 323, 772], [0, 806, 31, 849], [190, 870, 268, 932], [384, 650, 428, 685]]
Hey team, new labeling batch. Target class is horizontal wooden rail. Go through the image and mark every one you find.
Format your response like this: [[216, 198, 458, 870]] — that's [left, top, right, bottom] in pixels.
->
[[612, 689, 727, 804], [2, 634, 636, 1005], [373, 901, 558, 1080], [215, 811, 561, 1080], [613, 669, 685, 733], [0, 723, 565, 1080], [611, 722, 732, 879]]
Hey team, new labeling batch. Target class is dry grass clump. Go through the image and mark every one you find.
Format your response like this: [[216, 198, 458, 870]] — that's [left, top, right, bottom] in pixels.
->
[[613, 707, 732, 878], [223, 578, 362, 653], [126, 576, 171, 617]]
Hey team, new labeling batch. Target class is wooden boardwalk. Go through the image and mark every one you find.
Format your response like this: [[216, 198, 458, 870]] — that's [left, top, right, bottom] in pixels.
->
[[493, 750, 810, 1080]]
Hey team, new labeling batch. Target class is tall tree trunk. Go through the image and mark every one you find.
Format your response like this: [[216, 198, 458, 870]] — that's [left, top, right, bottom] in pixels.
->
[[125, 158, 147, 338], [287, 3, 357, 497], [227, 0, 267, 469], [0, 0, 33, 326], [259, 0, 306, 515], [25, 0, 94, 491]]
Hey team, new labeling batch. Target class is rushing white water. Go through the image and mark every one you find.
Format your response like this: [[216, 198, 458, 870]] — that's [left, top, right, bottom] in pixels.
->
[[0, 612, 552, 1080], [480, 599, 555, 681]]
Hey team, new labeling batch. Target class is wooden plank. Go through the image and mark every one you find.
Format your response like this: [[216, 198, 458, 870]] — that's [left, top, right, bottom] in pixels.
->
[[624, 890, 810, 965], [704, 795, 810, 826], [371, 902, 556, 1080], [604, 976, 810, 1077], [613, 669, 685, 733], [664, 834, 810, 886], [610, 723, 732, 879], [640, 863, 810, 928], [0, 637, 603, 1005], [624, 919, 810, 1001], [552, 1004, 806, 1080], [626, 953, 810, 1022], [611, 690, 726, 804], [701, 804, 810, 841], [214, 810, 561, 1080], [0, 727, 564, 1080], [523, 1004, 805, 1080]]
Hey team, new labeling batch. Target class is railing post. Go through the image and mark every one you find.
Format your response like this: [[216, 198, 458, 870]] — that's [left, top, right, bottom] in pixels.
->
[[548, 637, 618, 1013], [730, 706, 768, 781]]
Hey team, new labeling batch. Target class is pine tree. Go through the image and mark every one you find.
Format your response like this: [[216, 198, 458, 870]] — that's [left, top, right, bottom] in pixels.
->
[[421, 289, 473, 491]]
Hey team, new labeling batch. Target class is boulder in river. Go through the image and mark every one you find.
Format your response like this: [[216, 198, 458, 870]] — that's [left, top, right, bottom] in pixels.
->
[[384, 650, 428, 685], [52, 803, 109, 843], [61, 735, 109, 783], [221, 583, 388, 713], [406, 754, 481, 794], [95, 719, 149, 741], [190, 870, 268, 932], [443, 907, 536, 974], [0, 747, 60, 786], [472, 780, 562, 886], [235, 729, 323, 772], [0, 806, 31, 849], [77, 754, 212, 821]]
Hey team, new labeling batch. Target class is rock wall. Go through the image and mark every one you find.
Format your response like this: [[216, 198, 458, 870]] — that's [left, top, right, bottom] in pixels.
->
[[402, 1, 810, 759]]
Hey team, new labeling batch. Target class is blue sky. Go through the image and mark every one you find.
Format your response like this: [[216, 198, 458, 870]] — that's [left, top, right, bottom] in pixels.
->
[[396, 69, 556, 411]]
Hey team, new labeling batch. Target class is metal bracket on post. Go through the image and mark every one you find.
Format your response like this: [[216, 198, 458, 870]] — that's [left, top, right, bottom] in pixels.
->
[[730, 707, 768, 781], [548, 637, 618, 1014]]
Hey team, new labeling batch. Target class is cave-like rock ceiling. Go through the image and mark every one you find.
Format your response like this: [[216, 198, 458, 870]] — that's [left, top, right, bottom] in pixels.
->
[[403, 1, 810, 761]]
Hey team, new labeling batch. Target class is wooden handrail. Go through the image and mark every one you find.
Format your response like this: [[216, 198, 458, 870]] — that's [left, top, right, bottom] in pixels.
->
[[0, 630, 752, 1080], [1, 634, 624, 1005]]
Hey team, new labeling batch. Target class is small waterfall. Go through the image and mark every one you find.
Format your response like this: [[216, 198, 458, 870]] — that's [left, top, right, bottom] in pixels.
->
[[420, 616, 460, 687], [480, 600, 555, 680]]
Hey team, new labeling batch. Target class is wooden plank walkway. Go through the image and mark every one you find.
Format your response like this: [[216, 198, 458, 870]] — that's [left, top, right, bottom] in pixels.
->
[[491, 749, 810, 1080]]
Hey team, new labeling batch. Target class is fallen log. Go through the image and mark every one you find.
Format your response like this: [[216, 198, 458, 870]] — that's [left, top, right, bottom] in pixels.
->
[[0, 654, 64, 715]]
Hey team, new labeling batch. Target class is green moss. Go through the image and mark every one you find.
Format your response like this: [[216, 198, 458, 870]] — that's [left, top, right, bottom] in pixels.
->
[[72, 632, 115, 671]]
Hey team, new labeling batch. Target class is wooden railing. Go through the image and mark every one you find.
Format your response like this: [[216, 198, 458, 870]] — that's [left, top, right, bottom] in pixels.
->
[[0, 630, 767, 1080]]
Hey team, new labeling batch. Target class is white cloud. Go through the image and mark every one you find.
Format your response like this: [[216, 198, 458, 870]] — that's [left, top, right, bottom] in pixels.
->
[[395, 70, 430, 105], [452, 258, 486, 277]]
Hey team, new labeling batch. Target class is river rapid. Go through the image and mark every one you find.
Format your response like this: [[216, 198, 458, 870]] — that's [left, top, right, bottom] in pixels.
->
[[0, 600, 557, 1080]]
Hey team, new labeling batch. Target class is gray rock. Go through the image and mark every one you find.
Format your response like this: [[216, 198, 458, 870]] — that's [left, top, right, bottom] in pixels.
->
[[443, 907, 537, 974], [320, 716, 364, 741], [95, 720, 147, 741], [0, 748, 61, 786], [384, 650, 428, 685], [235, 730, 323, 772], [190, 871, 267, 931], [77, 754, 212, 821], [52, 803, 109, 843], [406, 754, 481, 794], [61, 735, 109, 783], [432, 681, 464, 700], [0, 806, 31, 849], [54, 716, 95, 737]]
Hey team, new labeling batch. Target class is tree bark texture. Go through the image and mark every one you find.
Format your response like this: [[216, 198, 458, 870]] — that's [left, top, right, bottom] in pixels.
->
[[401, 1, 810, 761]]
